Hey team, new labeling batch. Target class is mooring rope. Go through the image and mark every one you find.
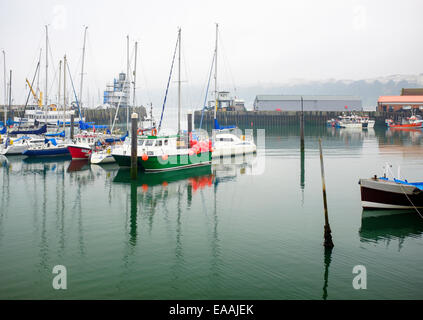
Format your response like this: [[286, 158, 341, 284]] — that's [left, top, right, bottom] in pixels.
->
[[386, 166, 423, 219]]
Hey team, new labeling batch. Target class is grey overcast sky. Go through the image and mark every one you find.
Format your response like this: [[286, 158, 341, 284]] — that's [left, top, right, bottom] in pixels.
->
[[1, 0, 423, 107]]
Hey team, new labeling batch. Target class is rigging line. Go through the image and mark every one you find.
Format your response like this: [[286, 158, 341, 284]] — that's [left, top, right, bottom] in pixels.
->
[[66, 61, 82, 119], [387, 166, 423, 219], [218, 32, 237, 95], [19, 43, 43, 104], [199, 51, 216, 130], [86, 32, 102, 104], [158, 34, 179, 133], [139, 48, 152, 109], [17, 61, 40, 129], [47, 39, 58, 98]]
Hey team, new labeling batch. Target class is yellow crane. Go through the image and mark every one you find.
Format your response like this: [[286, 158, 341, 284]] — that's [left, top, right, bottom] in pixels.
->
[[26, 78, 43, 108]]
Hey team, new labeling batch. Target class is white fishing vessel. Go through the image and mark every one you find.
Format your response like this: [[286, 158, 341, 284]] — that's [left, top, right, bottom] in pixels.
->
[[338, 114, 375, 129]]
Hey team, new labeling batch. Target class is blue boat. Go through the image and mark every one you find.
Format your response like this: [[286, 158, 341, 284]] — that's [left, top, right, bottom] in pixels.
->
[[23, 138, 70, 157]]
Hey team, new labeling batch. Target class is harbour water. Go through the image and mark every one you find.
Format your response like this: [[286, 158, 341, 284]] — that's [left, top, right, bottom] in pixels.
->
[[1, 125, 423, 299]]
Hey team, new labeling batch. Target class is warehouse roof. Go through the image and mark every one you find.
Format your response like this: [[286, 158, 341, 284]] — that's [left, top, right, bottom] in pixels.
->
[[255, 95, 361, 101]]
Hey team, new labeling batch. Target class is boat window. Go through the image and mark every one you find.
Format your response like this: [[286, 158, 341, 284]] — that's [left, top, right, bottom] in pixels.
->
[[145, 140, 155, 146], [164, 139, 168, 145], [157, 140, 162, 147], [137, 140, 145, 146]]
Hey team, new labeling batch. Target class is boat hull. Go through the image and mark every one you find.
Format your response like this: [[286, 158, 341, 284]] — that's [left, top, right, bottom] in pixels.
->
[[67, 145, 92, 160], [0, 144, 28, 155], [359, 178, 423, 209], [90, 152, 115, 164], [212, 144, 257, 157], [388, 123, 423, 128], [23, 147, 70, 157], [114, 151, 212, 172]]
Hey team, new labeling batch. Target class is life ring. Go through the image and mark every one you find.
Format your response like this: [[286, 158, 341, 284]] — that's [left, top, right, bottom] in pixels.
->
[[137, 128, 144, 135], [151, 128, 157, 136]]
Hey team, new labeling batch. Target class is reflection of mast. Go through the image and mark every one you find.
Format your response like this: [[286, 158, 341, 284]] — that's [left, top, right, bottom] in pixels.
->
[[300, 147, 305, 205], [322, 248, 332, 300], [129, 181, 137, 246]]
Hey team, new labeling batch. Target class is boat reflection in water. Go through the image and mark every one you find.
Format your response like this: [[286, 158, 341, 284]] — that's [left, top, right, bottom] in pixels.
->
[[360, 210, 423, 248]]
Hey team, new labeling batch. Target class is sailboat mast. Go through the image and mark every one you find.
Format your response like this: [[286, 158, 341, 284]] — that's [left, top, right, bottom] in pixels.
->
[[63, 55, 66, 131], [79, 26, 88, 109], [126, 35, 130, 132], [58, 59, 62, 114], [214, 23, 218, 121], [178, 28, 181, 135], [8, 70, 11, 119], [132, 41, 138, 115], [2, 50, 6, 125], [45, 25, 48, 124]]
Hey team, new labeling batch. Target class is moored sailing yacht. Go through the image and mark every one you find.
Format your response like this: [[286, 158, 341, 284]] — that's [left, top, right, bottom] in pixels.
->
[[206, 24, 256, 157], [113, 28, 212, 172]]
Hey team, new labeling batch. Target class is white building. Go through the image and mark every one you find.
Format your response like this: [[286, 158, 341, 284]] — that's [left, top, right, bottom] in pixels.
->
[[103, 72, 130, 108]]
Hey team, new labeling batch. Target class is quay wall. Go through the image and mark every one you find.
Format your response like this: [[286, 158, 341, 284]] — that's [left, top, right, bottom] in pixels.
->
[[0, 106, 147, 125], [194, 110, 414, 129]]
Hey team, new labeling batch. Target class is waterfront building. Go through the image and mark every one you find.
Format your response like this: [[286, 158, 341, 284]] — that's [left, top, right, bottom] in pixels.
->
[[377, 95, 423, 112], [103, 72, 130, 109], [253, 95, 362, 112]]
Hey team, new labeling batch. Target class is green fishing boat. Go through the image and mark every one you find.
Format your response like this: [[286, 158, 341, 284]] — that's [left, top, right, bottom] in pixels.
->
[[112, 28, 212, 172]]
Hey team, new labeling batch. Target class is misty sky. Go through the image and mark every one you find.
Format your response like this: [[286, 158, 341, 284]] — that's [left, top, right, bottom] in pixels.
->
[[1, 0, 423, 109]]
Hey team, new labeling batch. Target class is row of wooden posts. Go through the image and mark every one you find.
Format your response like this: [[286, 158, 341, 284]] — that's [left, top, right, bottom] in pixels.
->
[[298, 104, 334, 249]]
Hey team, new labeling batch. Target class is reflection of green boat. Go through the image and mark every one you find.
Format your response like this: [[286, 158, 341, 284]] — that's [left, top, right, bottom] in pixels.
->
[[113, 165, 212, 186], [360, 210, 423, 242]]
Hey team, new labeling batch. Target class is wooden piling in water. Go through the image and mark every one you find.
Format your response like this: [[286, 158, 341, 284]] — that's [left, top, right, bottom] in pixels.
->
[[318, 138, 334, 249], [131, 113, 138, 180]]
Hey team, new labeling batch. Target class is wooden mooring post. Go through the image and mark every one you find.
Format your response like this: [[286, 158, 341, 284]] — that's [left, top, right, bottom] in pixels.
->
[[318, 138, 334, 248], [131, 113, 138, 180]]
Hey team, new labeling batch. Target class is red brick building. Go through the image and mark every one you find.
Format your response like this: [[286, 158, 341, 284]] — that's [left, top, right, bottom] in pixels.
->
[[377, 95, 423, 112]]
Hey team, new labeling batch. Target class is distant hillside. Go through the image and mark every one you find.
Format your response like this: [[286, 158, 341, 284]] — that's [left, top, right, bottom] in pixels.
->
[[233, 74, 423, 111]]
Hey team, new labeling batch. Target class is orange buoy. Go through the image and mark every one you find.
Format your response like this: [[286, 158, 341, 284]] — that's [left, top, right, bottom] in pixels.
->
[[162, 154, 168, 161], [142, 184, 148, 192], [142, 154, 148, 161]]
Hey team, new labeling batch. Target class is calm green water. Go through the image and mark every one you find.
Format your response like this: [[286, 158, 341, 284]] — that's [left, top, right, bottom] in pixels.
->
[[1, 125, 423, 300]]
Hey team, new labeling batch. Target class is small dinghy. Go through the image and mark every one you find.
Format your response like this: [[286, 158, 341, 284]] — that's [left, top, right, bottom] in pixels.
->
[[359, 164, 423, 210]]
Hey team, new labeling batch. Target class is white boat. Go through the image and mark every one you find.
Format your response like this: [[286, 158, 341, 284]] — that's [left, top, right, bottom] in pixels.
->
[[206, 24, 257, 158], [0, 135, 45, 155], [212, 131, 256, 157], [90, 146, 115, 164], [338, 114, 375, 129]]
